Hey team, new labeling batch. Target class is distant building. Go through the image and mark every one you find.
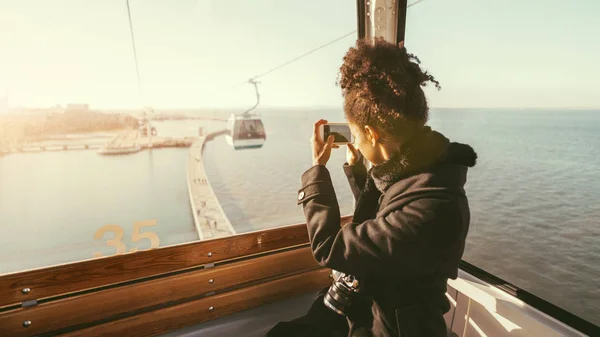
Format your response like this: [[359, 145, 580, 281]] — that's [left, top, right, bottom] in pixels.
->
[[65, 103, 90, 114], [0, 94, 7, 114], [47, 104, 65, 115]]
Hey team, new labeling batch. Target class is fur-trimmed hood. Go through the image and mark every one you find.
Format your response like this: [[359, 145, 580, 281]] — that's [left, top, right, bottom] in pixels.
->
[[370, 126, 477, 193]]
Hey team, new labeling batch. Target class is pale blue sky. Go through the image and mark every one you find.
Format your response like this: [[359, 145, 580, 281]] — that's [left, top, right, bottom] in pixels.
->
[[0, 0, 599, 109]]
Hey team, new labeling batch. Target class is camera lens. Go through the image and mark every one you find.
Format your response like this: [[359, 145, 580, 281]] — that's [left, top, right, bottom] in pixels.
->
[[323, 271, 360, 316]]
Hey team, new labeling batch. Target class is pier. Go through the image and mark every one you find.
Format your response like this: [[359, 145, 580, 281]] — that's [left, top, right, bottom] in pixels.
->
[[135, 136, 197, 149], [106, 129, 139, 149], [2, 144, 103, 153], [97, 129, 141, 155], [187, 129, 236, 240], [97, 129, 197, 155]]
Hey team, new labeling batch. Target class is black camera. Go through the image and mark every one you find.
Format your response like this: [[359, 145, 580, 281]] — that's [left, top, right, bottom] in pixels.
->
[[323, 270, 362, 316]]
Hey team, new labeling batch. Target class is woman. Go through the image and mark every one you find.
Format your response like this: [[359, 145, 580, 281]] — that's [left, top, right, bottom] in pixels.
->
[[268, 38, 477, 337]]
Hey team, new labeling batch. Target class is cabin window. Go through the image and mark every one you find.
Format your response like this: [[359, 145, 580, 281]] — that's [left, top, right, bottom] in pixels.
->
[[0, 0, 355, 276], [2, 0, 598, 331], [405, 0, 600, 327]]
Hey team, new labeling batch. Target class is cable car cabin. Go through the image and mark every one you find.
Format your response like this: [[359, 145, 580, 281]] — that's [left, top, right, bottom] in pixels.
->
[[226, 115, 266, 150], [226, 77, 265, 150]]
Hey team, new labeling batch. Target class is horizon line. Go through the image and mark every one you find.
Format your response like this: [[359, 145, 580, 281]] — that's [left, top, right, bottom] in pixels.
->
[[4, 105, 600, 111]]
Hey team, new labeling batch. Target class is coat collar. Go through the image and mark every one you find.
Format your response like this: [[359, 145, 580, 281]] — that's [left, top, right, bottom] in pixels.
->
[[369, 126, 477, 193]]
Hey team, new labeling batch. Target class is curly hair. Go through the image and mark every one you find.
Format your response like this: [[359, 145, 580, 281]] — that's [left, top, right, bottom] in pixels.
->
[[338, 38, 440, 142]]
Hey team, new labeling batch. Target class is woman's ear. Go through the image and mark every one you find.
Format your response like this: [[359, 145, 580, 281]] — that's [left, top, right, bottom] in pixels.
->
[[364, 125, 379, 147]]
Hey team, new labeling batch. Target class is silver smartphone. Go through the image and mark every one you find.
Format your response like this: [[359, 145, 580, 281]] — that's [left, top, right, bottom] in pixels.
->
[[319, 122, 353, 145]]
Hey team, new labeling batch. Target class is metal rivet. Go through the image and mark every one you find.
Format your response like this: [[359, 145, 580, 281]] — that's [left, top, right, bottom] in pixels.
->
[[207, 252, 212, 257], [23, 321, 31, 327], [209, 306, 214, 311], [208, 279, 214, 284], [329, 274, 333, 279], [22, 288, 31, 294]]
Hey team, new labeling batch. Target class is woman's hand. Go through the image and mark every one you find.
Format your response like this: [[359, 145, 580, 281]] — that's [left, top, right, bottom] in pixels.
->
[[311, 119, 339, 166], [346, 143, 360, 165]]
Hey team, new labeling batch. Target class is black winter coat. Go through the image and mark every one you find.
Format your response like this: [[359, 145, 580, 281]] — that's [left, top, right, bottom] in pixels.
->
[[268, 129, 477, 337]]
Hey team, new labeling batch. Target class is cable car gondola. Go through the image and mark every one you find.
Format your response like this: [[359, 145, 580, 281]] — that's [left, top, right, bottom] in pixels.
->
[[225, 78, 266, 150]]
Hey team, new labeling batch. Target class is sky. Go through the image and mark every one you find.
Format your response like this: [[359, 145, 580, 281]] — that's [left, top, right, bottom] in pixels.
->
[[0, 0, 599, 109]]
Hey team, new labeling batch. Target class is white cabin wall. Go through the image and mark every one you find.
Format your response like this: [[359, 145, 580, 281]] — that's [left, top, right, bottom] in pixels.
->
[[445, 286, 459, 332], [445, 275, 588, 337]]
